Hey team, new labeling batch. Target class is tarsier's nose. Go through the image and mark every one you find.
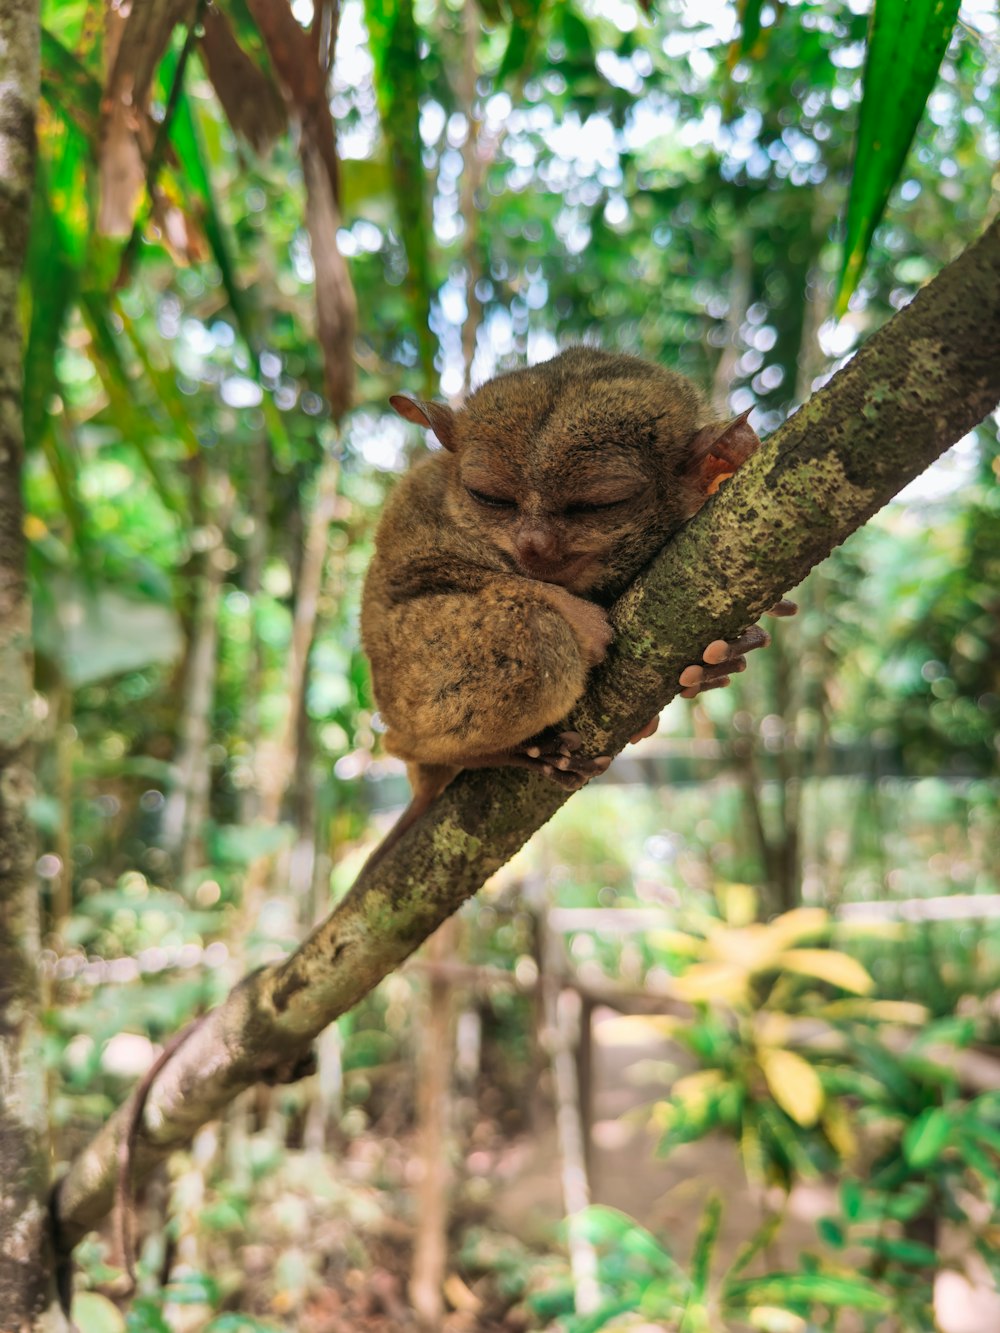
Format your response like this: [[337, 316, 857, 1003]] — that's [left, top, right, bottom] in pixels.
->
[[516, 525, 560, 566]]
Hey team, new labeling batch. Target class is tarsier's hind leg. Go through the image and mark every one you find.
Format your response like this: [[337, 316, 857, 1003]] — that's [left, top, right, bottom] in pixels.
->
[[362, 763, 458, 872]]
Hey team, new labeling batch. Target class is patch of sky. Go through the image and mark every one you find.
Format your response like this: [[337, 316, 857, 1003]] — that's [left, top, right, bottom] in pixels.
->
[[583, 0, 638, 33], [181, 319, 215, 356], [446, 113, 468, 148], [545, 112, 619, 174], [624, 98, 679, 153], [894, 432, 984, 506], [420, 101, 446, 147], [351, 412, 409, 472], [292, 230, 315, 282], [595, 50, 645, 95], [830, 41, 866, 69], [220, 378, 263, 409]]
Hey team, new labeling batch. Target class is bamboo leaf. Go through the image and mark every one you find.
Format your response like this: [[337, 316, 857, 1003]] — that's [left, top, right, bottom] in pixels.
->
[[835, 0, 961, 314], [23, 160, 77, 457], [42, 422, 94, 570], [78, 292, 187, 516], [163, 49, 294, 463], [363, 0, 435, 390], [40, 27, 101, 140], [112, 299, 201, 458]]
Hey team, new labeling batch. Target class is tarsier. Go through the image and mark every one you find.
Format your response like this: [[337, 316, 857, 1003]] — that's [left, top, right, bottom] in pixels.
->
[[361, 346, 794, 861]]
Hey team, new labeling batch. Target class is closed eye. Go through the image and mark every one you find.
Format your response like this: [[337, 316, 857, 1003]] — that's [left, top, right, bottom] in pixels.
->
[[564, 497, 631, 516], [466, 485, 517, 510]]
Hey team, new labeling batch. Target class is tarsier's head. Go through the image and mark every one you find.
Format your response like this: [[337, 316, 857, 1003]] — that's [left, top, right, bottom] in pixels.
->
[[391, 347, 759, 601]]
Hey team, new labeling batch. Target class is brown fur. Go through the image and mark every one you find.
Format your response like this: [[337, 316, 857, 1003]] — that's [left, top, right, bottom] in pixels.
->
[[360, 347, 759, 857]]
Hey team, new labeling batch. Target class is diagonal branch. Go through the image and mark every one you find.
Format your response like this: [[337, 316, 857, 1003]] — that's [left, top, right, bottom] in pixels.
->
[[53, 214, 1000, 1247]]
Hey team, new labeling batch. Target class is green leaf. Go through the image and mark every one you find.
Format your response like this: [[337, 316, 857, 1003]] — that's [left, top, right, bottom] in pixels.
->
[[689, 1195, 722, 1302], [961, 1117, 1000, 1157], [164, 1272, 220, 1305], [840, 1178, 865, 1221], [903, 1106, 953, 1167], [725, 1272, 891, 1312], [835, 0, 961, 314], [41, 26, 101, 138], [730, 1209, 783, 1277], [735, 0, 765, 57], [24, 149, 82, 453], [817, 1216, 845, 1248], [204, 1319, 283, 1333], [112, 299, 201, 459], [127, 1295, 173, 1332], [860, 1234, 938, 1267], [72, 1291, 127, 1333], [210, 822, 295, 866], [526, 1278, 577, 1319], [496, 0, 549, 88]]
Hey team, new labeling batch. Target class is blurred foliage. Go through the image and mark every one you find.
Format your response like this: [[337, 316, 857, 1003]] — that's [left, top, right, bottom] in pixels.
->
[[537, 1199, 891, 1331]]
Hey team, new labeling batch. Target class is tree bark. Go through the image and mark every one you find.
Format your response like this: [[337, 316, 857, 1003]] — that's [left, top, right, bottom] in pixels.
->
[[0, 2, 51, 1328], [52, 214, 1000, 1247]]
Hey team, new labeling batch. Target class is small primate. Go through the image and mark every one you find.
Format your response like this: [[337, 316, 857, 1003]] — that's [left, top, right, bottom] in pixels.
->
[[361, 346, 792, 861]]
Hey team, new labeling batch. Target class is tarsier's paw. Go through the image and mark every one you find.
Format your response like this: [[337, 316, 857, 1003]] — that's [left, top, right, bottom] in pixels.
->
[[565, 601, 614, 667], [532, 583, 614, 667], [678, 599, 798, 698], [630, 715, 660, 744], [521, 730, 613, 790]]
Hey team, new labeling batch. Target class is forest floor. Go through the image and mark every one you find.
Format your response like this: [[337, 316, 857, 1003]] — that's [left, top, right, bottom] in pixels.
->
[[138, 1009, 1000, 1331]]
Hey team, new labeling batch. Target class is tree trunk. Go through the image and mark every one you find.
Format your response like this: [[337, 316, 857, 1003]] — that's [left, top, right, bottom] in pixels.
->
[[160, 478, 234, 876], [52, 213, 1000, 1247], [0, 3, 54, 1328]]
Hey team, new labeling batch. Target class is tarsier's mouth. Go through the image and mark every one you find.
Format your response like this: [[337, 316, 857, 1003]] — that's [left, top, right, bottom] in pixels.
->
[[519, 553, 593, 588]]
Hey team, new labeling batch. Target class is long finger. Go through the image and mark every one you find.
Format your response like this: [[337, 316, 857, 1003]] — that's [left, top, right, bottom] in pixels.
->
[[680, 675, 731, 698], [680, 659, 746, 686], [702, 625, 770, 666], [766, 599, 798, 617]]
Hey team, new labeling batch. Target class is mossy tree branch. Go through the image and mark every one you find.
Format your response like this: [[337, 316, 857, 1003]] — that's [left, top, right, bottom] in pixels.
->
[[54, 214, 1000, 1247]]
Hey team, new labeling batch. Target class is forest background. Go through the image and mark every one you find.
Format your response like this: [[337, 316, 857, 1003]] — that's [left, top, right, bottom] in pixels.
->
[[2, 0, 1000, 1330]]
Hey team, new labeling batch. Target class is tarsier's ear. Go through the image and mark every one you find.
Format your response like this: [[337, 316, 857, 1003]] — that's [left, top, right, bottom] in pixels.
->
[[685, 408, 761, 497], [389, 394, 457, 451]]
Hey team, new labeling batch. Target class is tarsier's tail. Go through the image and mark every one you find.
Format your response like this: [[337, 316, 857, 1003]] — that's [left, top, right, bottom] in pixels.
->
[[360, 763, 459, 875]]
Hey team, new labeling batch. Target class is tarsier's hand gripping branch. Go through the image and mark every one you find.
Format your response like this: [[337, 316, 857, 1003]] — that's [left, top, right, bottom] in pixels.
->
[[360, 347, 795, 864]]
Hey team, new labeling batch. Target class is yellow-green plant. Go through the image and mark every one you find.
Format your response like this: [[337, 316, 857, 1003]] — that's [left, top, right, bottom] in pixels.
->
[[647, 886, 927, 1190]]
